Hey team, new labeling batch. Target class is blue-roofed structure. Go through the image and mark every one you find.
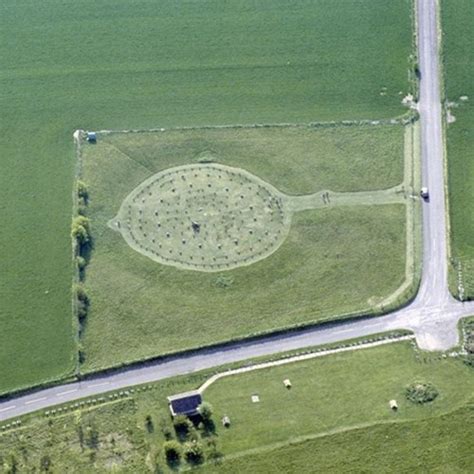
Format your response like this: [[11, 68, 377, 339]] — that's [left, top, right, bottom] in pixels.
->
[[167, 390, 202, 417]]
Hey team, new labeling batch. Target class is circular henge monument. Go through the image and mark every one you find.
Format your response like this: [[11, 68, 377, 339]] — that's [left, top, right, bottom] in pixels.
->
[[109, 163, 296, 272]]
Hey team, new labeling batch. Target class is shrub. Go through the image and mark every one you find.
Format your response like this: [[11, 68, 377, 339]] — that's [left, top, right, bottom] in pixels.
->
[[85, 425, 99, 449], [414, 63, 421, 80], [173, 415, 193, 440], [207, 438, 223, 465], [75, 285, 90, 325], [198, 401, 213, 420], [76, 256, 87, 271], [77, 200, 87, 216], [162, 425, 173, 441], [157, 417, 174, 440], [145, 415, 154, 433], [163, 440, 182, 466], [75, 285, 89, 305], [466, 341, 474, 355], [71, 216, 91, 245], [214, 275, 234, 289], [405, 382, 439, 404], [77, 180, 89, 201], [463, 354, 474, 368], [464, 321, 474, 354], [183, 441, 204, 465], [40, 455, 52, 471]]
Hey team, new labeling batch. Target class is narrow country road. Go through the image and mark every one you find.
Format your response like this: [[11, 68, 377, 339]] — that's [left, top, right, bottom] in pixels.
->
[[1, 0, 473, 422]]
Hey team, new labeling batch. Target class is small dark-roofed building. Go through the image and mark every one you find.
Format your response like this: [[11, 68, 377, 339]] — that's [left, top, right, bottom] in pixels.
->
[[167, 390, 202, 417], [87, 132, 97, 143]]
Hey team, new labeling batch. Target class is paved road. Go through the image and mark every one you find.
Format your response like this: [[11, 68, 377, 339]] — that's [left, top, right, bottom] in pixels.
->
[[1, 0, 473, 422]]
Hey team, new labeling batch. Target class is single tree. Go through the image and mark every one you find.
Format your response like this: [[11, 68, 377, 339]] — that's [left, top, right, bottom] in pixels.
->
[[173, 415, 193, 440], [71, 216, 91, 245], [145, 415, 154, 433], [198, 401, 213, 420], [77, 180, 89, 201], [183, 440, 204, 465], [163, 440, 182, 466]]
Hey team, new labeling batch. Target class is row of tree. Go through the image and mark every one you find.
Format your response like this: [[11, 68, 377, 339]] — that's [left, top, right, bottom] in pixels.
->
[[71, 181, 91, 362]]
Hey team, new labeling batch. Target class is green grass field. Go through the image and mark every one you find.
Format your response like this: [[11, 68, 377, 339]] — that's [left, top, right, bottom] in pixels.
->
[[79, 126, 408, 373], [1, 339, 473, 472], [0, 0, 413, 393], [206, 407, 474, 473], [442, 0, 474, 298], [203, 341, 473, 454]]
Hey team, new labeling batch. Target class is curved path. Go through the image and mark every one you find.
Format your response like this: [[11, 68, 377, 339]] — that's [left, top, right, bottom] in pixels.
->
[[1, 0, 473, 422]]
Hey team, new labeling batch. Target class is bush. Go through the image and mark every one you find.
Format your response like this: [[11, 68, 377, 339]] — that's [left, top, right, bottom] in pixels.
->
[[214, 275, 234, 289], [77, 180, 89, 201], [85, 425, 99, 449], [198, 401, 213, 420], [163, 440, 182, 466], [173, 415, 194, 440], [71, 216, 91, 245], [75, 285, 90, 325], [206, 437, 223, 464], [158, 417, 174, 440], [183, 441, 204, 465], [40, 455, 52, 472], [161, 425, 173, 440], [77, 200, 87, 216], [145, 415, 154, 433], [463, 354, 474, 368], [466, 341, 474, 355], [464, 321, 474, 354], [76, 256, 86, 271], [405, 382, 439, 404], [75, 285, 89, 305]]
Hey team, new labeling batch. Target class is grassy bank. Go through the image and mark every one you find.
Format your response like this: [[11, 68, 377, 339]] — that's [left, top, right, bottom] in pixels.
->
[[442, 0, 474, 298]]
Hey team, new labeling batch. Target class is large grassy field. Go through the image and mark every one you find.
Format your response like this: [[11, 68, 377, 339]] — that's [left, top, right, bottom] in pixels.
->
[[79, 125, 408, 373], [442, 0, 474, 298], [0, 0, 413, 393], [1, 338, 473, 472]]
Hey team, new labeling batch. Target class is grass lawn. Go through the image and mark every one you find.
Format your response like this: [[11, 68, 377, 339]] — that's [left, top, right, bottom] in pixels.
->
[[442, 0, 474, 298], [79, 126, 407, 373], [0, 0, 413, 393], [1, 340, 473, 472], [203, 341, 474, 454], [88, 125, 405, 195], [206, 406, 474, 473]]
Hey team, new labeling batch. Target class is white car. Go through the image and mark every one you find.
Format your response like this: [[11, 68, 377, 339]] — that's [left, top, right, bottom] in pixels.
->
[[420, 187, 429, 199]]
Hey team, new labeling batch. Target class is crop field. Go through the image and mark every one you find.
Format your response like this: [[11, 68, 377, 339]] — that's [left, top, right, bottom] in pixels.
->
[[1, 339, 473, 472], [0, 0, 413, 393], [78, 124, 412, 372], [442, 0, 474, 299]]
